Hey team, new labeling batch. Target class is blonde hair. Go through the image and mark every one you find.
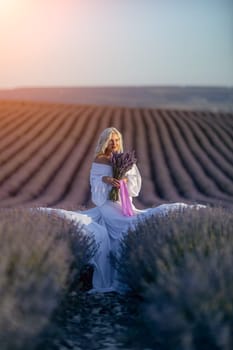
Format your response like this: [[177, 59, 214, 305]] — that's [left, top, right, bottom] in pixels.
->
[[94, 127, 123, 157]]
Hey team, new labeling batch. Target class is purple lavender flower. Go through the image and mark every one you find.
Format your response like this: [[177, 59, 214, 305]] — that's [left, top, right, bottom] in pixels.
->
[[109, 151, 137, 201]]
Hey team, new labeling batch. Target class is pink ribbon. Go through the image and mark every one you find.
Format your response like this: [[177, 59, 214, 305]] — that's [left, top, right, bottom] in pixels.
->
[[119, 180, 134, 216]]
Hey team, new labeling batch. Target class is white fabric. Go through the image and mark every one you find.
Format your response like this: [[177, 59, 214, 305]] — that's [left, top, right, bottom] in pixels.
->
[[82, 163, 205, 292], [37, 207, 112, 292], [38, 163, 205, 293], [90, 163, 141, 206]]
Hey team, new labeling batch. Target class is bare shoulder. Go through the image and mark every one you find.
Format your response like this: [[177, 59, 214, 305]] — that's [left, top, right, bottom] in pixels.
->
[[94, 155, 111, 165]]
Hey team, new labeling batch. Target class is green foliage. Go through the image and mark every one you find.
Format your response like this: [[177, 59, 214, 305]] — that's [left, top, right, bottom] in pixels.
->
[[117, 207, 233, 350]]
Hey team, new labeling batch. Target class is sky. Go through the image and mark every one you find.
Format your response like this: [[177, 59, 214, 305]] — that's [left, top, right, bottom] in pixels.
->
[[0, 0, 232, 88]]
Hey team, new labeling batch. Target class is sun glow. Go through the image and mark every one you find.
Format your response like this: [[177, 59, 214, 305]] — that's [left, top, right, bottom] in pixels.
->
[[0, 0, 31, 25], [0, 0, 20, 15], [0, 1, 78, 87]]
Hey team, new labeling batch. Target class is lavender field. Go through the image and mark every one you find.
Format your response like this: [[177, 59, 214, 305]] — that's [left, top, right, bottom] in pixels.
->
[[0, 100, 232, 209]]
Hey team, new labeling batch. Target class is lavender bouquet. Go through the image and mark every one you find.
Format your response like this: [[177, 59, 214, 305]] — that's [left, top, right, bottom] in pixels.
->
[[109, 150, 137, 201]]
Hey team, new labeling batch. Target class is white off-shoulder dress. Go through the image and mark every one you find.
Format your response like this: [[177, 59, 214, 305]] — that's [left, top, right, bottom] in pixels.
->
[[85, 162, 199, 232], [39, 162, 205, 292]]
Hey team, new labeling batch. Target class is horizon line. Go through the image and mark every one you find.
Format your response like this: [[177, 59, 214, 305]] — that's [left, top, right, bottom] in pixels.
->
[[1, 84, 233, 90]]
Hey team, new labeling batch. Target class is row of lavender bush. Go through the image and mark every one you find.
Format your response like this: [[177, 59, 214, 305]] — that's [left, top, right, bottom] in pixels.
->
[[0, 208, 96, 350], [117, 207, 233, 350]]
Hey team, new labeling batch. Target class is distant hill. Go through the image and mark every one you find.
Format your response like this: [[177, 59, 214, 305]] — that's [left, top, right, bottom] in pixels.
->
[[0, 86, 233, 111]]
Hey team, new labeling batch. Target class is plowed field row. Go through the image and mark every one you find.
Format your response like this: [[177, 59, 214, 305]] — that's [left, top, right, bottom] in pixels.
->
[[0, 100, 232, 209]]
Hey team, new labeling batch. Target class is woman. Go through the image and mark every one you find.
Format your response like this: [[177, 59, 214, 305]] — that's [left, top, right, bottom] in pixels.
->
[[78, 127, 205, 290], [40, 127, 205, 292]]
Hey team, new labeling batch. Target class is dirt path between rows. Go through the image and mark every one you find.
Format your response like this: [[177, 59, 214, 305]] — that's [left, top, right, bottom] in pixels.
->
[[40, 291, 145, 350]]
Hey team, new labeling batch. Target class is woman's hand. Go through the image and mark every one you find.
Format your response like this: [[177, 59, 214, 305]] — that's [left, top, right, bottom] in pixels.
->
[[102, 176, 120, 188]]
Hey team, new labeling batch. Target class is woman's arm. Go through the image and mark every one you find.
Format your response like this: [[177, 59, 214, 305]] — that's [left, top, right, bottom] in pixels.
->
[[90, 162, 120, 206]]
